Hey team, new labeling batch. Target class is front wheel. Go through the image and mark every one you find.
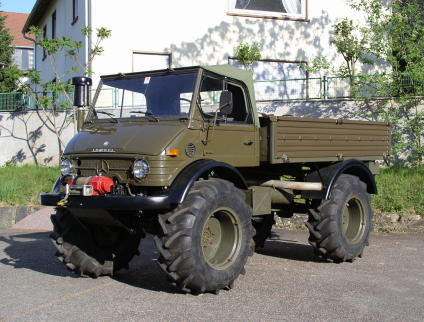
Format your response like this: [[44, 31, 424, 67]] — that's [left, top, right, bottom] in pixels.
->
[[50, 209, 145, 277], [306, 175, 373, 262], [155, 178, 254, 294]]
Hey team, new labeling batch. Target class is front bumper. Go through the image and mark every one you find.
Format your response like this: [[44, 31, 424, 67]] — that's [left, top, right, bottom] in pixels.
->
[[40, 193, 170, 210]]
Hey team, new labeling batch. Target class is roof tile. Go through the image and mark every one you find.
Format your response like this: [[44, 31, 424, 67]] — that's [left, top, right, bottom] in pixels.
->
[[1, 12, 34, 47]]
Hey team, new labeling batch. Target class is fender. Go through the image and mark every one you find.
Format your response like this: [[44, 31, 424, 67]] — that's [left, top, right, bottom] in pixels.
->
[[302, 159, 377, 200], [167, 159, 248, 204]]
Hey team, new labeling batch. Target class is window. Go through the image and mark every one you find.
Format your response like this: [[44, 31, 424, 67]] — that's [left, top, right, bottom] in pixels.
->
[[42, 25, 47, 60], [199, 73, 252, 123], [93, 72, 198, 119], [12, 48, 34, 70], [12, 49, 22, 68], [72, 0, 78, 25], [52, 11, 56, 39], [228, 0, 307, 20], [28, 50, 34, 69]]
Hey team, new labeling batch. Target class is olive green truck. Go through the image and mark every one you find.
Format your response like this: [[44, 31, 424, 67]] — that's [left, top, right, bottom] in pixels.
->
[[41, 65, 391, 294]]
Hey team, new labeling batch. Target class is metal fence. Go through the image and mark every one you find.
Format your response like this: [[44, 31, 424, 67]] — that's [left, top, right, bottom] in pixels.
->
[[0, 76, 398, 111], [253, 76, 380, 101], [0, 92, 74, 112]]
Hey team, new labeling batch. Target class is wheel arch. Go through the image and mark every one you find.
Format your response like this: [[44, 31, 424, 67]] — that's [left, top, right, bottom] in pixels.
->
[[167, 159, 248, 204], [303, 159, 377, 200]]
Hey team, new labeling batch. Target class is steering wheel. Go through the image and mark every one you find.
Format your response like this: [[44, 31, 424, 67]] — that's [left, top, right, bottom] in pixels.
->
[[173, 98, 191, 115]]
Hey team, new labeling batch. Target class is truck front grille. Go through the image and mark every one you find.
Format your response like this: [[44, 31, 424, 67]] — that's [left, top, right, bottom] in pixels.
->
[[76, 158, 132, 179]]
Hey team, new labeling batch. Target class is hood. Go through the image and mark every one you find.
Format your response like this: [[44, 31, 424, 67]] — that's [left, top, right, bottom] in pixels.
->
[[64, 122, 187, 155]]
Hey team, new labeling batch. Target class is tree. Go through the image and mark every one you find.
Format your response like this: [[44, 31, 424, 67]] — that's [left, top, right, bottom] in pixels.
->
[[301, 18, 373, 81], [304, 0, 424, 165], [0, 12, 20, 92], [12, 26, 111, 149], [346, 0, 424, 165], [235, 41, 262, 73], [330, 18, 374, 80]]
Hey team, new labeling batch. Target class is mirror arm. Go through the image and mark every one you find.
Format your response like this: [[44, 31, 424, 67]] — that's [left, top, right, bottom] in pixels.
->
[[202, 102, 230, 144]]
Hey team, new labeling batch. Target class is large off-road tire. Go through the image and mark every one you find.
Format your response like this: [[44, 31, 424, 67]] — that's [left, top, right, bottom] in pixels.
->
[[252, 214, 275, 248], [155, 178, 255, 294], [306, 174, 373, 263], [50, 209, 145, 277]]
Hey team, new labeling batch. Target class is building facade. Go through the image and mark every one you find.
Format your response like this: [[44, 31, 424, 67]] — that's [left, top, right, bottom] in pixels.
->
[[23, 0, 387, 88]]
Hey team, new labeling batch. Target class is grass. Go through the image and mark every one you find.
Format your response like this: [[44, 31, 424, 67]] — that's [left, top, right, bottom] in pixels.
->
[[0, 165, 59, 206], [0, 165, 423, 216], [372, 166, 424, 216]]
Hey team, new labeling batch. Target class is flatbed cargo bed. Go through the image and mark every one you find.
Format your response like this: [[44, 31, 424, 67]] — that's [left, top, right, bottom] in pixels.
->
[[260, 116, 391, 163]]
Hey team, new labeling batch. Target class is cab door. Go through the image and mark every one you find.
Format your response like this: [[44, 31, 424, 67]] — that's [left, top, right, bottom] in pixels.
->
[[198, 74, 258, 167]]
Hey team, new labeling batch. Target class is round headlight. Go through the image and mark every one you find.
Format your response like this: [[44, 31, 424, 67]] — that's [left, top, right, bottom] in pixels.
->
[[133, 160, 149, 179], [60, 159, 74, 176]]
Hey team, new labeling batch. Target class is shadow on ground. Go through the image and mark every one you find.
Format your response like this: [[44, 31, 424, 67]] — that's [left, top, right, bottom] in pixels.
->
[[0, 230, 75, 278], [255, 232, 324, 263], [0, 229, 324, 295]]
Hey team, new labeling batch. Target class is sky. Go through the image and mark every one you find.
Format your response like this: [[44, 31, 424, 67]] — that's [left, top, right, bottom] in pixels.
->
[[0, 0, 37, 14]]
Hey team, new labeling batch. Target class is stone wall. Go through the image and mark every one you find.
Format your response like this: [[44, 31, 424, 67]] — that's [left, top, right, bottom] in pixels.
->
[[0, 206, 45, 228]]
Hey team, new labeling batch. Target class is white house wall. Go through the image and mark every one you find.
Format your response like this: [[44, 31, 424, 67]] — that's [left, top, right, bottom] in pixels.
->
[[29, 0, 390, 86], [88, 0, 389, 86]]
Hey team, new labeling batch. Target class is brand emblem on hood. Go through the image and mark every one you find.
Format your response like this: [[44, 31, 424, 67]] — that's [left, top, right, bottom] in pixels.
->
[[103, 141, 109, 146], [92, 148, 115, 153], [96, 160, 109, 175]]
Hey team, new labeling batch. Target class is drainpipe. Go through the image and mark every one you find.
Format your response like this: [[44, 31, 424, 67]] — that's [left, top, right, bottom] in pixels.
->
[[22, 32, 37, 71], [22, 32, 37, 109], [86, 0, 92, 76]]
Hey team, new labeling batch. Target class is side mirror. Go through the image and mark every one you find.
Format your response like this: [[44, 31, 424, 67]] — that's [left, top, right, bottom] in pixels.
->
[[72, 77, 92, 107], [219, 91, 233, 115]]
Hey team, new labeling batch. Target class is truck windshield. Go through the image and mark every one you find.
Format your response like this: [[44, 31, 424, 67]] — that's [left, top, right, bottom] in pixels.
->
[[89, 72, 198, 121]]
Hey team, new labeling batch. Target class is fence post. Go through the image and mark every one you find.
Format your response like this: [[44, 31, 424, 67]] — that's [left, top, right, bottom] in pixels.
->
[[113, 88, 118, 108], [323, 76, 328, 100], [24, 92, 29, 111]]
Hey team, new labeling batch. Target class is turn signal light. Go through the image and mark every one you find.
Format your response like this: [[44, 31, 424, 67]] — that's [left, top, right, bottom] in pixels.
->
[[166, 149, 179, 156]]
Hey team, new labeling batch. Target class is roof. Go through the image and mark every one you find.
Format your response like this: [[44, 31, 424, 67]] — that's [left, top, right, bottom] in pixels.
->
[[22, 0, 52, 33], [1, 11, 33, 47]]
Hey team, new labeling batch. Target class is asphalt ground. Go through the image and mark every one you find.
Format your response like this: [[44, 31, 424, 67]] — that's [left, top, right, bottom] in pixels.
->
[[0, 228, 423, 322]]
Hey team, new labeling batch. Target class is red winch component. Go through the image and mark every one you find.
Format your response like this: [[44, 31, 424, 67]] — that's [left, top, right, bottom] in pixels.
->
[[88, 176, 114, 195], [68, 176, 114, 195]]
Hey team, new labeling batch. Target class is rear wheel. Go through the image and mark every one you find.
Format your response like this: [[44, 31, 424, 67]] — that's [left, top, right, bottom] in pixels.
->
[[155, 178, 254, 294], [306, 175, 373, 262], [50, 209, 144, 277]]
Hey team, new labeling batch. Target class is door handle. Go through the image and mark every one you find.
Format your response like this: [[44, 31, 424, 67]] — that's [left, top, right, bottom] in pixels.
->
[[244, 141, 254, 146]]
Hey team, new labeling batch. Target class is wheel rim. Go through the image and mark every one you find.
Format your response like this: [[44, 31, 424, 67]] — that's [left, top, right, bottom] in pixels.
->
[[202, 207, 242, 270], [342, 197, 366, 244]]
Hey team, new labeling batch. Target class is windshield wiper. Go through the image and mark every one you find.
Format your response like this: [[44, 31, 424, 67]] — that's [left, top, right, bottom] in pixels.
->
[[130, 111, 159, 122], [96, 110, 119, 123]]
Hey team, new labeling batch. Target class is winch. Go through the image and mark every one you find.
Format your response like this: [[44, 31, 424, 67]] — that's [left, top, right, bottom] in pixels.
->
[[67, 176, 114, 196]]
